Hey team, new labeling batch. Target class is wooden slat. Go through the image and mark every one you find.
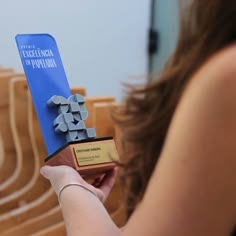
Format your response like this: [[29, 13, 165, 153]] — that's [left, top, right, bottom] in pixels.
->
[[93, 102, 115, 138], [0, 132, 4, 169], [2, 206, 63, 236], [0, 73, 24, 186], [84, 96, 115, 128], [0, 77, 53, 214], [70, 87, 86, 97], [32, 221, 66, 236], [0, 76, 35, 212], [0, 68, 14, 73], [0, 89, 57, 232]]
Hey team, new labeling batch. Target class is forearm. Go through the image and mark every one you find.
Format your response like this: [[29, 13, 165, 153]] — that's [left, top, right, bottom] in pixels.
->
[[60, 185, 122, 236]]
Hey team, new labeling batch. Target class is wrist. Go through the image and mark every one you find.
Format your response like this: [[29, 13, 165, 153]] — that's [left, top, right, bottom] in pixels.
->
[[58, 183, 98, 207]]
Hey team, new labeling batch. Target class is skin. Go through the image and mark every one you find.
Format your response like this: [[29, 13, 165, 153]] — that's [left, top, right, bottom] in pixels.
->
[[41, 44, 236, 236]]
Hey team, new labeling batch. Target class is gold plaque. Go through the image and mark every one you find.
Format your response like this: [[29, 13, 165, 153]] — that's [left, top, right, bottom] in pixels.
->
[[73, 140, 118, 167]]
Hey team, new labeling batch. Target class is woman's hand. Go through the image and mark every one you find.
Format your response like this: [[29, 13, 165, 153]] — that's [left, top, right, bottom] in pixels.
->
[[40, 165, 118, 203]]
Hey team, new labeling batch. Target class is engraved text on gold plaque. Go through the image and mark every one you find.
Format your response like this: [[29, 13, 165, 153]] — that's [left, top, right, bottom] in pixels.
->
[[73, 140, 118, 167]]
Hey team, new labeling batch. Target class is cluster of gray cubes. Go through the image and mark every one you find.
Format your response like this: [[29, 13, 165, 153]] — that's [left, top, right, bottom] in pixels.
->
[[47, 94, 96, 142]]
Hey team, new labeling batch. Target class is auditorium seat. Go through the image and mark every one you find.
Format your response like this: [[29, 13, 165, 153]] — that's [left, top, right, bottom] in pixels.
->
[[0, 77, 55, 214], [0, 73, 24, 186]]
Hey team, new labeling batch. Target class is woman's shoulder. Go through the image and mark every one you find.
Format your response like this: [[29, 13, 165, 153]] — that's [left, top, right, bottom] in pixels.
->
[[187, 44, 236, 99], [178, 44, 236, 122], [207, 43, 236, 73], [170, 44, 236, 151]]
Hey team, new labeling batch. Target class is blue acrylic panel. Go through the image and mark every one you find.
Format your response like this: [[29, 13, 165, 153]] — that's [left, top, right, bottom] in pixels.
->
[[15, 34, 72, 156]]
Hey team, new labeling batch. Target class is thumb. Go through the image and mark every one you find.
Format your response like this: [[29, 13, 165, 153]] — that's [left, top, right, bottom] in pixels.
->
[[40, 165, 54, 179]]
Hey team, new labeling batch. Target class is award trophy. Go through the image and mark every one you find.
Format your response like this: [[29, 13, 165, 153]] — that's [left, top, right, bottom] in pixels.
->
[[15, 34, 119, 176]]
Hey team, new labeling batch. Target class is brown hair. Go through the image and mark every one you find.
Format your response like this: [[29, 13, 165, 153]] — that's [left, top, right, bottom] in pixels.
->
[[113, 0, 236, 218]]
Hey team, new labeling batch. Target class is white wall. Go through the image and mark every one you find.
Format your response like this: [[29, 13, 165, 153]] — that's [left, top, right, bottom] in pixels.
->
[[0, 0, 150, 101]]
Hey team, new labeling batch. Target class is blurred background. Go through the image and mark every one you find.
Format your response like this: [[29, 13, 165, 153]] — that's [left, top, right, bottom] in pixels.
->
[[0, 0, 178, 101]]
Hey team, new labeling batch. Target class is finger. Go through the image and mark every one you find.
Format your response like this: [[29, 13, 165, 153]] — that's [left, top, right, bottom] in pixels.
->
[[91, 174, 106, 188], [40, 165, 55, 179], [95, 168, 118, 200]]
